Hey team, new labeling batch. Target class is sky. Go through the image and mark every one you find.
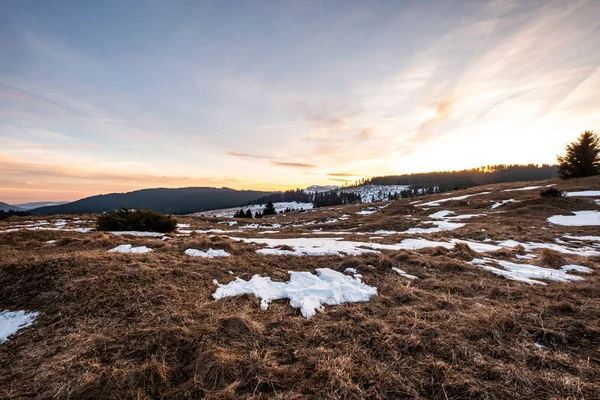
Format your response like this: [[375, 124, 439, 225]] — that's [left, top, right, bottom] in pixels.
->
[[1, 0, 599, 203]]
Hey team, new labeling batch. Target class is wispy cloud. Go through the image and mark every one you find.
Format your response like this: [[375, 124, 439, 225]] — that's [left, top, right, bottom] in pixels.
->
[[271, 161, 317, 168], [227, 150, 272, 160], [327, 172, 357, 177]]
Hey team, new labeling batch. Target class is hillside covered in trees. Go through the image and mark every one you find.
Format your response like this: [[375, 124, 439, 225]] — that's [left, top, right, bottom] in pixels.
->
[[364, 164, 557, 191], [31, 187, 273, 215]]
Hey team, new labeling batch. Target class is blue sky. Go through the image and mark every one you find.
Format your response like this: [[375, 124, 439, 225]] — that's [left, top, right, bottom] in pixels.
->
[[1, 0, 599, 202]]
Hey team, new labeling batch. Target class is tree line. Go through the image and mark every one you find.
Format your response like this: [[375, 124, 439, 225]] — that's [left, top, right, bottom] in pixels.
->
[[365, 164, 558, 191], [247, 189, 310, 205]]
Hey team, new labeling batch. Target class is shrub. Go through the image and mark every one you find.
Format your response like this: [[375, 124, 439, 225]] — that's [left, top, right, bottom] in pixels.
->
[[96, 207, 177, 232], [540, 187, 564, 198]]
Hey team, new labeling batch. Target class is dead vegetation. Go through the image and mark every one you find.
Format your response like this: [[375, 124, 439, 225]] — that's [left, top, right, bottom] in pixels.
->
[[1, 176, 600, 399]]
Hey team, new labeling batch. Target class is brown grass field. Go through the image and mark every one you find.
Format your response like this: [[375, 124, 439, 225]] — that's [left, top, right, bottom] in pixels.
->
[[1, 177, 600, 399]]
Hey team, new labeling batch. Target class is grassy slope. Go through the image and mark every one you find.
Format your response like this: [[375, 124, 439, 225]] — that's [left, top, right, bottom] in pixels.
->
[[1, 177, 599, 399]]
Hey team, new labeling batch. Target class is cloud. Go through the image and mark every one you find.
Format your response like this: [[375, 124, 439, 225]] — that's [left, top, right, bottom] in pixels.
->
[[356, 127, 376, 141], [227, 150, 272, 160], [271, 161, 317, 169], [330, 178, 354, 182], [327, 172, 357, 177], [417, 97, 455, 140]]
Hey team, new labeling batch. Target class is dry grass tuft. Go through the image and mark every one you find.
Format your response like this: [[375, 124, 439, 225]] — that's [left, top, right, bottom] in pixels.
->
[[539, 249, 567, 268]]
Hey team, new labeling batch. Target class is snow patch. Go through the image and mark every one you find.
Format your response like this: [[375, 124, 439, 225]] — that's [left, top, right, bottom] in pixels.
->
[[416, 192, 490, 207], [108, 244, 153, 254], [0, 310, 39, 343], [497, 239, 600, 257], [356, 207, 377, 215], [564, 190, 600, 197], [109, 231, 164, 237], [212, 268, 377, 318], [491, 199, 519, 209], [184, 248, 231, 258], [402, 220, 465, 234], [547, 211, 600, 226], [391, 267, 418, 280], [471, 258, 592, 285]]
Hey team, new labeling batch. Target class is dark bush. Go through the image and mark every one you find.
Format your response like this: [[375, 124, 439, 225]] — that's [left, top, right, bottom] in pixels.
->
[[96, 207, 177, 232], [540, 187, 564, 198]]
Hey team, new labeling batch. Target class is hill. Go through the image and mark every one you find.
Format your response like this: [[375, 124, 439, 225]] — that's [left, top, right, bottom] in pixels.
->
[[1, 176, 599, 398], [30, 187, 273, 215], [366, 163, 558, 190], [0, 202, 23, 212]]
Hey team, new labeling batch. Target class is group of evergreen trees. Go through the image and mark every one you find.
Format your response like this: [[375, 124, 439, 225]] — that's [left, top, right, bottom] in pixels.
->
[[233, 209, 253, 218], [387, 186, 438, 200], [313, 192, 362, 208], [233, 202, 277, 218], [248, 189, 310, 205]]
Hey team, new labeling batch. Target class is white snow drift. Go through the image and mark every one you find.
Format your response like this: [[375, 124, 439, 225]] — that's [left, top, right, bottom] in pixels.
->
[[564, 190, 600, 197], [470, 258, 592, 285], [547, 211, 600, 226], [108, 244, 153, 254], [184, 248, 231, 258], [212, 268, 377, 318]]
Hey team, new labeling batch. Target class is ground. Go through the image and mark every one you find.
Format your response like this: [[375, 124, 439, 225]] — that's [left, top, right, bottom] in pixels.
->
[[1, 177, 599, 399]]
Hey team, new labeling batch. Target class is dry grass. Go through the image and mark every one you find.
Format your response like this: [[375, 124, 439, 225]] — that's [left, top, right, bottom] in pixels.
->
[[1, 177, 600, 399]]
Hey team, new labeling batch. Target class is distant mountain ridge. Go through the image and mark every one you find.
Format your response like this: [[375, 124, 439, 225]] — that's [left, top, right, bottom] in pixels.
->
[[0, 202, 23, 212], [30, 187, 273, 215], [16, 201, 69, 210]]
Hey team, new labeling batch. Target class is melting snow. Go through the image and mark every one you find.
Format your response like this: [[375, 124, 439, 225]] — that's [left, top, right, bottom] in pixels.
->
[[501, 185, 544, 192], [416, 192, 490, 207], [184, 248, 231, 258], [109, 231, 164, 237], [547, 211, 600, 226], [108, 244, 153, 254], [564, 190, 600, 197], [402, 220, 465, 234], [397, 238, 502, 252], [470, 258, 592, 285], [356, 207, 377, 215], [497, 239, 600, 256], [0, 310, 39, 343], [391, 267, 418, 280], [232, 236, 503, 256], [491, 199, 519, 209], [212, 268, 377, 318], [563, 234, 600, 242]]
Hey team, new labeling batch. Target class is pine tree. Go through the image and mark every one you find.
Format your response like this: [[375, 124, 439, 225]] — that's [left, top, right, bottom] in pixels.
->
[[245, 209, 252, 218], [262, 201, 276, 216], [557, 131, 600, 179]]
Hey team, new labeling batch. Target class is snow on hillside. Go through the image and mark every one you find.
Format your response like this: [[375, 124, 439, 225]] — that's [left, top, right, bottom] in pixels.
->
[[306, 184, 414, 202], [337, 184, 411, 202], [304, 185, 340, 194], [196, 201, 314, 218]]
